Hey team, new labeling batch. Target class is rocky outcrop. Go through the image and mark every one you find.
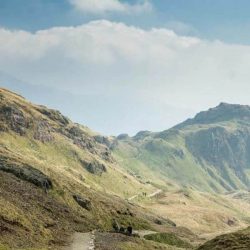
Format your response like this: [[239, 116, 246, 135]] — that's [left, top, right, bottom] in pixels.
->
[[186, 126, 250, 188], [64, 125, 113, 162], [37, 106, 69, 126], [94, 135, 112, 148], [0, 105, 31, 135], [33, 119, 54, 142], [79, 159, 107, 176], [73, 195, 91, 210], [0, 156, 52, 191]]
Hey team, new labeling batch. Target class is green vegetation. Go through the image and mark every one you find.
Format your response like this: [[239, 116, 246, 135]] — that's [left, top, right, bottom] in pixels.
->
[[2, 88, 250, 249], [113, 103, 250, 193], [198, 226, 250, 250], [0, 88, 161, 249], [144, 233, 192, 248]]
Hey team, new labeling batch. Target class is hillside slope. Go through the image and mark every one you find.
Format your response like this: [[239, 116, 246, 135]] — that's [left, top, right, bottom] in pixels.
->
[[198, 226, 250, 249], [113, 103, 250, 193], [0, 88, 172, 249]]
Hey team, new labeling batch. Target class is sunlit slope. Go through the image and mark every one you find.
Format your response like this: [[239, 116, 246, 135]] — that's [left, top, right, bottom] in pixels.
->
[[113, 103, 250, 193], [0, 88, 154, 198], [0, 88, 165, 249]]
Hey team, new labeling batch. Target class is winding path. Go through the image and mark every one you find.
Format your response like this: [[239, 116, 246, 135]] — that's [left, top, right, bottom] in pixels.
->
[[128, 189, 163, 201]]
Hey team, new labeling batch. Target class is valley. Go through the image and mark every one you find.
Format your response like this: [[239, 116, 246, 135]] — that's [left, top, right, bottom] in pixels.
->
[[1, 87, 250, 249]]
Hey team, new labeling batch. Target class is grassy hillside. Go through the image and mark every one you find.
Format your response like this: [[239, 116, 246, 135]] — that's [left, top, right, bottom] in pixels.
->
[[113, 103, 250, 193], [2, 88, 250, 249], [198, 226, 250, 249], [0, 88, 174, 249]]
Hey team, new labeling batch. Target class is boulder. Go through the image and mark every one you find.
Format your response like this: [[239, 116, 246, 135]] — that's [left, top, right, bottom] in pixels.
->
[[73, 195, 91, 210], [85, 162, 107, 176], [0, 157, 52, 191]]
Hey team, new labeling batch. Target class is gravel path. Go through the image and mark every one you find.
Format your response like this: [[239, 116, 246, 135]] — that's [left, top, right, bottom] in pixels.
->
[[63, 232, 95, 250]]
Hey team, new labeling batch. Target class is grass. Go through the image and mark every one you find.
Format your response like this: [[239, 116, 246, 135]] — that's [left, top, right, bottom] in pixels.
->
[[113, 119, 250, 194], [144, 232, 192, 248], [198, 226, 250, 250], [2, 88, 250, 249], [142, 187, 250, 239], [0, 244, 9, 250], [0, 88, 162, 249]]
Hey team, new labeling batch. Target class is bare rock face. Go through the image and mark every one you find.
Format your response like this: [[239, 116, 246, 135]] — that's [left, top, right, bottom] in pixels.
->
[[0, 105, 31, 135], [94, 135, 112, 148], [86, 161, 107, 176], [186, 126, 250, 188], [0, 156, 52, 191], [79, 159, 107, 176], [64, 125, 114, 163], [37, 106, 69, 126], [33, 119, 54, 142], [73, 195, 91, 210]]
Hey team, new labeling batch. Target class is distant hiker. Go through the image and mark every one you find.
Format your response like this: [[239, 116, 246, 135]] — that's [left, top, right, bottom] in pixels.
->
[[127, 226, 133, 236], [112, 219, 120, 232]]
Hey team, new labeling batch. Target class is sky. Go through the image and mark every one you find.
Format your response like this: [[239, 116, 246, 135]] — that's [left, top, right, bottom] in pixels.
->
[[1, 0, 250, 135]]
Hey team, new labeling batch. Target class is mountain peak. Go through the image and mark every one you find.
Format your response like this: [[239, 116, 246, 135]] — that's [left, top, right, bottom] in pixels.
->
[[176, 103, 250, 128]]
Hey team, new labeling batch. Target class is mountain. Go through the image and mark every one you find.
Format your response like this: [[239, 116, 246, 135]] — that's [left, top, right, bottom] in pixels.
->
[[2, 87, 250, 249], [113, 102, 250, 193], [0, 88, 178, 249]]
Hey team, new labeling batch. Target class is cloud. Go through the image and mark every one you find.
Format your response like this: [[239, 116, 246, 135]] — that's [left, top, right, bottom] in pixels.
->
[[1, 20, 250, 134], [69, 0, 152, 14]]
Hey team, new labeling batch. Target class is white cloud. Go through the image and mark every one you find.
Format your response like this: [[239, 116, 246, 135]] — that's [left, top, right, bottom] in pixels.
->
[[69, 0, 152, 14], [1, 20, 250, 134]]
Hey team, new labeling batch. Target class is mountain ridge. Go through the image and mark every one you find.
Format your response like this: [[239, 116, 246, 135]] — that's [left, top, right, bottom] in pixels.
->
[[113, 102, 250, 193]]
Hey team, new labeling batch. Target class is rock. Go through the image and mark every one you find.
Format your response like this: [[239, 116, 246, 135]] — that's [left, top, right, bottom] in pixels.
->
[[79, 159, 107, 176], [37, 107, 69, 125], [186, 126, 250, 188], [85, 162, 107, 176], [33, 119, 54, 142], [227, 218, 236, 226], [154, 219, 163, 225], [153, 216, 176, 227], [73, 195, 91, 210], [68, 126, 84, 138], [94, 135, 112, 148], [0, 156, 52, 191], [0, 105, 31, 135]]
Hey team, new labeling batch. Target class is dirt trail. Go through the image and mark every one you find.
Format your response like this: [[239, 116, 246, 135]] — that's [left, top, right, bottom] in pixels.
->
[[134, 230, 157, 238], [147, 189, 162, 198], [128, 189, 162, 201], [63, 232, 95, 250]]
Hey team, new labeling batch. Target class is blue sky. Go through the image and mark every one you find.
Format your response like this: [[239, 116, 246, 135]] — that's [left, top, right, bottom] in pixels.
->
[[1, 0, 250, 43], [1, 0, 250, 135]]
